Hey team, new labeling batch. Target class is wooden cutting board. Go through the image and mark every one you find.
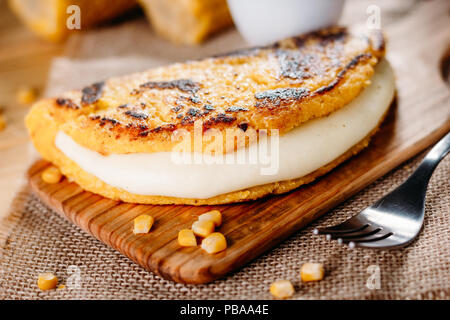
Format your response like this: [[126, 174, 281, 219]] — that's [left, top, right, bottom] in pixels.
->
[[28, 1, 449, 284]]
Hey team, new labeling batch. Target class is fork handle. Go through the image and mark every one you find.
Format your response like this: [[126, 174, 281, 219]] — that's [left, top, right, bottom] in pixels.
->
[[403, 131, 450, 193]]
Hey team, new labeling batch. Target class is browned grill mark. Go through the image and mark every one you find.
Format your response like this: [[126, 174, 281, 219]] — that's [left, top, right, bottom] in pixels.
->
[[105, 118, 119, 126], [90, 115, 120, 128], [317, 29, 347, 45], [112, 121, 177, 139], [99, 117, 119, 127], [314, 53, 372, 95], [226, 106, 250, 112], [187, 107, 201, 117], [238, 123, 249, 132], [139, 79, 200, 94], [214, 27, 347, 61], [124, 109, 149, 120], [190, 96, 201, 104], [181, 116, 192, 124], [291, 27, 347, 48], [81, 82, 104, 105], [56, 98, 79, 109], [171, 105, 183, 113], [255, 88, 310, 102], [151, 124, 176, 133], [205, 113, 236, 126]]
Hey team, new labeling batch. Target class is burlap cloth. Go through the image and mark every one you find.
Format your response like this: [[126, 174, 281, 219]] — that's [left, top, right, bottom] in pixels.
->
[[0, 154, 448, 300], [1, 3, 449, 299]]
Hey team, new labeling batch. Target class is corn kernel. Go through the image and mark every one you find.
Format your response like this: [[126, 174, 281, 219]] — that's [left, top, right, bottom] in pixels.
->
[[57, 284, 66, 290], [37, 273, 58, 291], [192, 220, 215, 238], [133, 214, 154, 234], [0, 113, 5, 131], [201, 232, 227, 254], [178, 229, 197, 247], [198, 210, 222, 227], [300, 263, 325, 282], [41, 166, 62, 184], [16, 86, 38, 104], [270, 280, 295, 299]]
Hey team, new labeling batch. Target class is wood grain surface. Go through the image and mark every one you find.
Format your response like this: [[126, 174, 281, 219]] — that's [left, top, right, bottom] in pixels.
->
[[26, 0, 450, 284]]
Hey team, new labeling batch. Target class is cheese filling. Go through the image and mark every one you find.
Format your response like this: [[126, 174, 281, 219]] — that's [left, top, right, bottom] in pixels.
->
[[55, 60, 395, 199]]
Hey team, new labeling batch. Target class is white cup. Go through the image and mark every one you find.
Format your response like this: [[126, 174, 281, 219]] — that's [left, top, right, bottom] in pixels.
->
[[227, 0, 346, 46]]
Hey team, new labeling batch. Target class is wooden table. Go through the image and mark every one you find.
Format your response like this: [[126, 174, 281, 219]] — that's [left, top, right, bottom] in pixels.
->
[[0, 1, 63, 219]]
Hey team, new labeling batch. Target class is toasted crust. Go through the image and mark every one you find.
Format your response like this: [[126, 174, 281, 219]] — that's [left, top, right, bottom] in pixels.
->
[[26, 27, 385, 155]]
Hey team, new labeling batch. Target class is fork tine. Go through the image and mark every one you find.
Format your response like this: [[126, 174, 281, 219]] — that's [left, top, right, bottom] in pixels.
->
[[355, 234, 407, 249], [340, 231, 393, 244], [315, 215, 368, 235], [329, 226, 382, 239]]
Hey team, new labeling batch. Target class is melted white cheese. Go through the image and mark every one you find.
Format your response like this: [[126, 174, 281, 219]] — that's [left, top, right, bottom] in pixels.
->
[[55, 60, 395, 199]]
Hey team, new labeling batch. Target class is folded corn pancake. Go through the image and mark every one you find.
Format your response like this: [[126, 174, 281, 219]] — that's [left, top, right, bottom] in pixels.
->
[[26, 27, 395, 205]]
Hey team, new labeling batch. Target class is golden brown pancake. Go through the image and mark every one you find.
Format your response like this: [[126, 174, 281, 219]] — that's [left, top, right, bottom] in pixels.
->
[[26, 27, 391, 205]]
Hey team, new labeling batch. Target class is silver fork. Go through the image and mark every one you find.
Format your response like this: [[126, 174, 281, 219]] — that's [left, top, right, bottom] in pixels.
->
[[313, 132, 450, 249]]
